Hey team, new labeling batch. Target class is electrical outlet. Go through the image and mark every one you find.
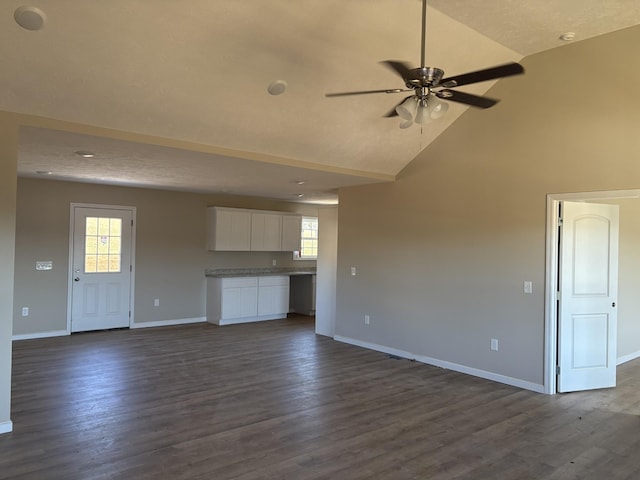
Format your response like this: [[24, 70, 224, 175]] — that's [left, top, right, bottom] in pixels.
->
[[364, 314, 370, 325], [154, 299, 160, 307], [272, 259, 277, 266], [491, 338, 499, 351], [21, 307, 29, 317]]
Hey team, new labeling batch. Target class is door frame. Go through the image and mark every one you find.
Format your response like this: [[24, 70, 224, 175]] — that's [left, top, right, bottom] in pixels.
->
[[66, 203, 137, 334], [544, 189, 639, 394]]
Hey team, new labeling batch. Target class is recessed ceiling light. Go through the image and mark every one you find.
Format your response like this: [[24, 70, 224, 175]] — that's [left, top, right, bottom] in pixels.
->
[[75, 150, 95, 158], [559, 32, 576, 41], [296, 193, 304, 198], [268, 80, 288, 96], [14, 6, 47, 31], [35, 170, 52, 175], [295, 180, 306, 185]]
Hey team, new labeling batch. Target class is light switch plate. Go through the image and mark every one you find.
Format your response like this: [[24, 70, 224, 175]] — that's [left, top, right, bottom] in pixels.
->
[[36, 260, 53, 271], [524, 281, 533, 294]]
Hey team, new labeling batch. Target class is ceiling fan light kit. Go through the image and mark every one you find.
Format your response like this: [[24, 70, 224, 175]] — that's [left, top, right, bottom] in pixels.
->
[[396, 94, 449, 125], [325, 0, 524, 129]]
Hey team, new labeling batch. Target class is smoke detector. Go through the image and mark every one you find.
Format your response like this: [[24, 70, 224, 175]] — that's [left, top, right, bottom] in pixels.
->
[[14, 6, 47, 31]]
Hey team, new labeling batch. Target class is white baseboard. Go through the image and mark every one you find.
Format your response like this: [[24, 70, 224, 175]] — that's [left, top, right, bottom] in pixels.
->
[[0, 420, 13, 434], [131, 316, 206, 329], [617, 350, 640, 365], [334, 335, 545, 394], [13, 330, 69, 341], [12, 318, 207, 339], [210, 314, 287, 326]]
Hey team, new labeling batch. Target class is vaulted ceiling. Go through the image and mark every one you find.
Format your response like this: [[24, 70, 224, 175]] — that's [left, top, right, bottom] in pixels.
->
[[3, 1, 639, 203]]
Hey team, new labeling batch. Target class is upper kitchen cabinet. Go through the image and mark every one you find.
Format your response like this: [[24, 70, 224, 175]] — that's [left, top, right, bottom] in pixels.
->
[[250, 212, 282, 251], [206, 207, 251, 251], [207, 207, 303, 252]]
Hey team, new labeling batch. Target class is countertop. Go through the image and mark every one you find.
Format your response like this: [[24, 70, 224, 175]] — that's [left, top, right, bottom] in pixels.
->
[[205, 267, 316, 278]]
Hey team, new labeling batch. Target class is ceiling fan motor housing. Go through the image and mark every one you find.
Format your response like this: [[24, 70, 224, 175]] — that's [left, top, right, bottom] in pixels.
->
[[406, 67, 444, 88]]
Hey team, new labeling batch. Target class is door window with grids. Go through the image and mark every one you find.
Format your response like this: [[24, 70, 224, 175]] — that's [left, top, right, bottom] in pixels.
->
[[84, 216, 122, 273]]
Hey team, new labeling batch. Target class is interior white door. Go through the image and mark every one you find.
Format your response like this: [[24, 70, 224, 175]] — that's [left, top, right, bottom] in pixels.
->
[[71, 206, 133, 332], [558, 201, 619, 392]]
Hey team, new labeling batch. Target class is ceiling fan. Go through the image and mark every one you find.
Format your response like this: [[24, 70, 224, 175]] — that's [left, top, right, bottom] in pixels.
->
[[325, 0, 524, 128]]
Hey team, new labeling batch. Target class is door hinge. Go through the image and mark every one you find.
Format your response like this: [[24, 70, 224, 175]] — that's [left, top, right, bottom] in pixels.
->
[[556, 290, 561, 301], [130, 265, 132, 272], [129, 310, 131, 318], [131, 219, 134, 227], [558, 203, 563, 225], [556, 365, 560, 376]]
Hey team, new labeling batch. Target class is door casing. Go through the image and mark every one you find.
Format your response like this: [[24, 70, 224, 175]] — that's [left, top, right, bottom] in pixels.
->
[[66, 203, 137, 334], [544, 190, 639, 394]]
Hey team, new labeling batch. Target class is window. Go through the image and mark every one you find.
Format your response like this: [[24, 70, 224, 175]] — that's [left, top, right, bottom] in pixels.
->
[[295, 216, 318, 260], [84, 216, 122, 273]]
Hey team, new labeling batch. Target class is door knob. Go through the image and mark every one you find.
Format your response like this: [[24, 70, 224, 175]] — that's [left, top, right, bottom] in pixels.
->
[[74, 277, 80, 282]]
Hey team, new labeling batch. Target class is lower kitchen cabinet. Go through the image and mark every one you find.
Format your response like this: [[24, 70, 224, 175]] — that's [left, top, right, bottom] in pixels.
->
[[207, 276, 289, 325], [257, 276, 290, 316]]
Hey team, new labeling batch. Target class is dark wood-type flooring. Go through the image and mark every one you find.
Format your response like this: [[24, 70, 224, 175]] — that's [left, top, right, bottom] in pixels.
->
[[2, 316, 640, 479]]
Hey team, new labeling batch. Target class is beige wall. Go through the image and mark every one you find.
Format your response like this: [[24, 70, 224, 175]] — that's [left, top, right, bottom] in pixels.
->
[[335, 25, 640, 388], [0, 113, 18, 431], [597, 198, 640, 360], [13, 177, 317, 336]]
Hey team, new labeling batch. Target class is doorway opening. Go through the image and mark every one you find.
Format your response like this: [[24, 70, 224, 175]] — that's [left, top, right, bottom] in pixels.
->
[[67, 203, 136, 333], [544, 190, 640, 394]]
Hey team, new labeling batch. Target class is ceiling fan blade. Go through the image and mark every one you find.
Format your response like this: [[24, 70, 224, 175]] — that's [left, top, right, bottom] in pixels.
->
[[383, 95, 415, 118], [325, 88, 410, 97], [439, 62, 524, 88], [436, 89, 499, 109], [380, 60, 414, 81]]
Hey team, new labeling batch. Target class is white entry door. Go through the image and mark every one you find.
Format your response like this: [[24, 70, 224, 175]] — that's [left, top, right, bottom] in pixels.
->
[[70, 205, 134, 332], [558, 201, 619, 392]]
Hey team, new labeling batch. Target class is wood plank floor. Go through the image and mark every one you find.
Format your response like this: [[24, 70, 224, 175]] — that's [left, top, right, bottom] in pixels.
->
[[2, 316, 640, 479]]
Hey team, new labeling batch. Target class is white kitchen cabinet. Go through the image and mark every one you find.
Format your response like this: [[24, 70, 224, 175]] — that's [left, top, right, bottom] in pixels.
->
[[207, 207, 304, 252], [258, 276, 290, 316], [207, 277, 258, 325], [251, 212, 282, 251], [281, 214, 302, 252], [207, 275, 289, 325], [206, 207, 251, 251], [220, 277, 258, 320]]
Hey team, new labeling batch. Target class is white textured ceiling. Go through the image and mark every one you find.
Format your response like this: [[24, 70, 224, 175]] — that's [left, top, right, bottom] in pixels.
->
[[3, 0, 639, 203]]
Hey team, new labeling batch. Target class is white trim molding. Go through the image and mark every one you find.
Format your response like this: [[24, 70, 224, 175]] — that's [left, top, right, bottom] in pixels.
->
[[617, 351, 640, 365], [12, 330, 68, 341], [0, 420, 13, 434], [12, 318, 207, 339], [334, 335, 545, 394], [131, 317, 206, 329]]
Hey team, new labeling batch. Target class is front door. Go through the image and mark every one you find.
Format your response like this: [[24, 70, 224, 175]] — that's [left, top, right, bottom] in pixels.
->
[[70, 205, 134, 332], [557, 201, 619, 392]]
